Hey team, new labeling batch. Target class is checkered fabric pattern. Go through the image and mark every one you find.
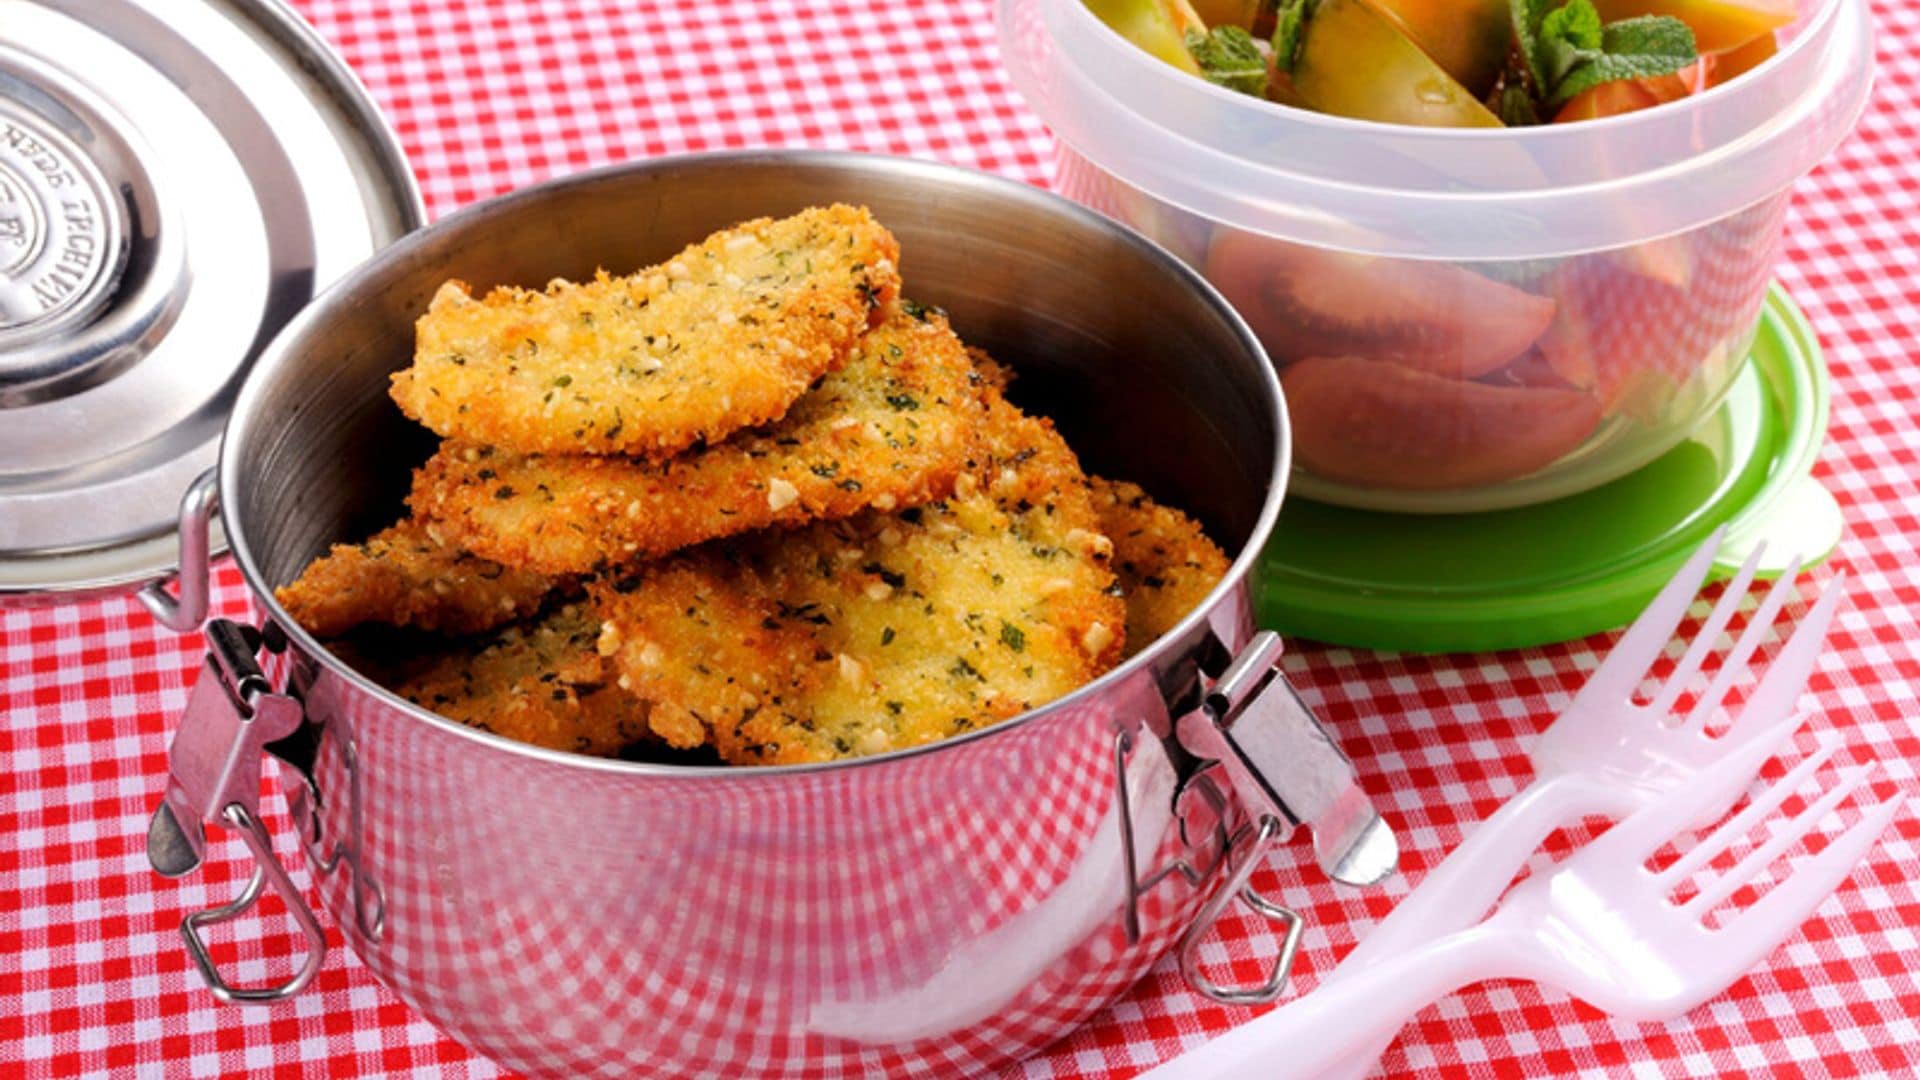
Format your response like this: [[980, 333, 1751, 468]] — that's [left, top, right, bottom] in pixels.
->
[[4, 0, 1918, 1076]]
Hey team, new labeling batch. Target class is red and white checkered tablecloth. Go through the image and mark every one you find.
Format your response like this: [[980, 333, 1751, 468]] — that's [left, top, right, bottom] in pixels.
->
[[4, 0, 1918, 1076]]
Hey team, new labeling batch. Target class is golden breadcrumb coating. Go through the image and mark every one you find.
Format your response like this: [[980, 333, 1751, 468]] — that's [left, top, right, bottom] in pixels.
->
[[409, 307, 983, 575], [389, 205, 901, 457], [965, 345, 1015, 395], [284, 205, 1225, 768], [273, 519, 563, 638], [392, 603, 644, 756], [1090, 477, 1231, 658], [591, 395, 1124, 766]]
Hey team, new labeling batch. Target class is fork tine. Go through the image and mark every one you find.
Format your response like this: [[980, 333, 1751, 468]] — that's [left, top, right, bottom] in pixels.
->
[[1713, 795, 1909, 969], [1648, 542, 1768, 717], [1578, 716, 1802, 864], [1718, 573, 1848, 744], [1658, 731, 1841, 886], [1682, 763, 1875, 916], [1676, 557, 1805, 734], [1578, 526, 1728, 704]]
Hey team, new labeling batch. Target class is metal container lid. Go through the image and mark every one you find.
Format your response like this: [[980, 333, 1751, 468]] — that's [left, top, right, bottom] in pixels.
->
[[0, 0, 423, 602]]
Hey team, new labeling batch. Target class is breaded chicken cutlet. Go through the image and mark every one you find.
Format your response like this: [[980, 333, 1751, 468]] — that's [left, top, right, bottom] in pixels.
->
[[409, 307, 983, 575], [590, 395, 1125, 766], [1090, 477, 1231, 658], [272, 204, 1245, 769], [273, 519, 565, 638], [392, 602, 644, 756], [389, 205, 901, 458]]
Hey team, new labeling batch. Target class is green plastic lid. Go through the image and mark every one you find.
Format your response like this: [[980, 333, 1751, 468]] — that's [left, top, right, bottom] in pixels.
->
[[1258, 286, 1837, 654]]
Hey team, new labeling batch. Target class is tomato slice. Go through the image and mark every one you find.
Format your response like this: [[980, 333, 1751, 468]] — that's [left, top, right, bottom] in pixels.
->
[[1551, 57, 1709, 122], [1204, 231, 1557, 379], [1642, 56, 1713, 102], [1553, 78, 1663, 123], [1284, 356, 1603, 489]]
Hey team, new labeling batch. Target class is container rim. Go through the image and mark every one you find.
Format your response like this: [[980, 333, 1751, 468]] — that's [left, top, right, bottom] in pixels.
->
[[1002, 0, 1875, 259], [222, 148, 1291, 779]]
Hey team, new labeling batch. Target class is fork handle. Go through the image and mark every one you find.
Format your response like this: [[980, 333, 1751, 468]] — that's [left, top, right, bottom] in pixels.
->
[[1313, 774, 1617, 1078], [1142, 926, 1517, 1080], [1341, 773, 1612, 970]]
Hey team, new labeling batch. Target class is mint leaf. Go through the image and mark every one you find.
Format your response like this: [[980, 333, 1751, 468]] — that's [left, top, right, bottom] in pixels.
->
[[1516, 0, 1698, 113], [1548, 15, 1696, 106], [1512, 0, 1555, 90], [1537, 0, 1604, 88], [1551, 49, 1693, 105], [1270, 0, 1308, 75], [1184, 26, 1269, 97], [1601, 14, 1697, 59], [1541, 0, 1602, 52]]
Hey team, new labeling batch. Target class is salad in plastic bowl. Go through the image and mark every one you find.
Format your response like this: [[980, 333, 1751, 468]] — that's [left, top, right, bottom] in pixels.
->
[[1087, 0, 1790, 127], [1000, 0, 1872, 511]]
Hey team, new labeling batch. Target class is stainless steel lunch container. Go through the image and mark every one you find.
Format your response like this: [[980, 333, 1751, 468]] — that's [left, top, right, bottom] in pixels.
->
[[140, 151, 1395, 1078]]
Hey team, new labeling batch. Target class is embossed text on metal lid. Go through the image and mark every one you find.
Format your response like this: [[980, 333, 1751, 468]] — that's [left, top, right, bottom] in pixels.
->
[[0, 100, 123, 342]]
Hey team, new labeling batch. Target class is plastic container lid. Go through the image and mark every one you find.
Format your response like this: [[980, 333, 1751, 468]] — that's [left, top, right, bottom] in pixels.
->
[[1257, 285, 1837, 653], [999, 0, 1875, 259], [0, 0, 424, 603]]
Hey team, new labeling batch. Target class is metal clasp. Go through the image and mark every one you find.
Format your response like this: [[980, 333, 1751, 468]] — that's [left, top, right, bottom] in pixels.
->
[[145, 618, 327, 1004], [139, 466, 219, 632], [1178, 631, 1398, 889], [1117, 631, 1399, 1006], [284, 732, 386, 943], [1113, 735, 1307, 1006], [1179, 813, 1305, 1005]]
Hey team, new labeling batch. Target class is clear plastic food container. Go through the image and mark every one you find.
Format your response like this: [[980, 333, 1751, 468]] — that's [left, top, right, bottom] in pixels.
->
[[999, 0, 1873, 511]]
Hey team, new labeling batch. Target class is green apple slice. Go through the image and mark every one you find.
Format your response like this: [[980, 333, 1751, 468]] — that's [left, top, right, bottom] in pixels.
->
[[1084, 0, 1206, 75], [1292, 0, 1503, 127]]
